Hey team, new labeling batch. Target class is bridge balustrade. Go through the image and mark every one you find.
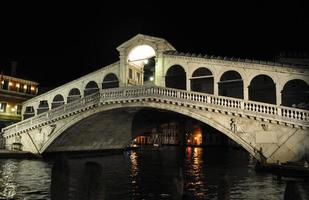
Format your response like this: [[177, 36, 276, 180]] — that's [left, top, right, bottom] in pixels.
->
[[2, 86, 309, 136]]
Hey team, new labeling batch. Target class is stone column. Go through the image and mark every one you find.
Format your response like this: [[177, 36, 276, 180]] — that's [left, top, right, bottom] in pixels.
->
[[243, 79, 249, 101], [186, 78, 191, 91], [276, 83, 283, 106], [213, 76, 219, 96], [118, 52, 127, 87], [155, 52, 164, 87]]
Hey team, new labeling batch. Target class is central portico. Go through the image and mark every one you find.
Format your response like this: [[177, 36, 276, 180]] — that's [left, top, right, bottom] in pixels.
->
[[116, 34, 176, 87]]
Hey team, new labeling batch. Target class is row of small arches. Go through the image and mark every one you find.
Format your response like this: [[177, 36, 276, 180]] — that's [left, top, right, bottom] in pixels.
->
[[166, 65, 308, 108], [24, 73, 119, 118], [24, 65, 308, 118]]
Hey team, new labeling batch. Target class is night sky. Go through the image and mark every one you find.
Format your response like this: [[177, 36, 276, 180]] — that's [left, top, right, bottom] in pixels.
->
[[0, 1, 308, 87]]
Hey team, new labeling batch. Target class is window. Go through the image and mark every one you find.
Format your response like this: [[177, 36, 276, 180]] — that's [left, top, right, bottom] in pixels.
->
[[19, 84, 24, 92], [129, 68, 133, 79], [0, 102, 7, 113], [17, 105, 22, 115], [137, 72, 141, 83], [26, 85, 31, 94], [2, 80, 9, 90]]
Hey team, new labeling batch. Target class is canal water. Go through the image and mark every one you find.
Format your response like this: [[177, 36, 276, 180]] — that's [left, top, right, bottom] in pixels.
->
[[0, 146, 308, 199]]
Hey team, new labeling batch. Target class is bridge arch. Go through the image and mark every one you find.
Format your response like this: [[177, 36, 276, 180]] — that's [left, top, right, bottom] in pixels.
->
[[67, 88, 82, 103], [249, 74, 276, 104], [37, 100, 49, 114], [190, 67, 214, 94], [41, 102, 256, 159], [127, 44, 157, 85], [218, 70, 243, 99], [51, 94, 65, 109], [23, 106, 35, 119], [84, 81, 99, 96], [165, 65, 187, 90], [282, 79, 309, 109], [102, 73, 119, 89]]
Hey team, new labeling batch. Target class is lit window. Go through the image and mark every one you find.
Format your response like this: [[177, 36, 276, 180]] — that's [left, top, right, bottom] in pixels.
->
[[129, 68, 133, 79], [137, 72, 140, 83], [16, 83, 20, 88], [31, 86, 35, 91], [0, 102, 7, 113], [9, 82, 13, 86], [17, 105, 22, 115]]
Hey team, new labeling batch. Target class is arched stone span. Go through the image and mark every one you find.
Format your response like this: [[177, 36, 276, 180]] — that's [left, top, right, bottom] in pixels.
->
[[190, 67, 214, 94], [165, 65, 187, 90], [42, 103, 256, 160], [67, 88, 81, 103], [52, 94, 65, 109], [102, 73, 119, 89], [219, 70, 243, 99], [249, 74, 276, 104], [84, 81, 99, 96], [282, 79, 309, 109]]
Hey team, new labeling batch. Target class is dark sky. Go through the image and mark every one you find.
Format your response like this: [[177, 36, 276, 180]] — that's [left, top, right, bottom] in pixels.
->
[[0, 1, 308, 87]]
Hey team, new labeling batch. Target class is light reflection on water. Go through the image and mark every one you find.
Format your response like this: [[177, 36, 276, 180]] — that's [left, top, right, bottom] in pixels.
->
[[0, 159, 51, 200], [0, 147, 308, 200]]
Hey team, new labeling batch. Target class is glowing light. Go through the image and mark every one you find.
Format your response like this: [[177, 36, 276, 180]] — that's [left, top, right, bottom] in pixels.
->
[[11, 108, 16, 112], [1, 80, 4, 84], [128, 45, 155, 62], [128, 45, 155, 68], [16, 83, 20, 88], [149, 76, 154, 81], [9, 82, 13, 86], [31, 86, 35, 91], [23, 85, 27, 89]]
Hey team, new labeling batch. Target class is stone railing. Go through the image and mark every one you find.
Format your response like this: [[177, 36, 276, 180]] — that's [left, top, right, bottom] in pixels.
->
[[101, 86, 308, 125], [2, 92, 100, 136], [2, 86, 309, 136]]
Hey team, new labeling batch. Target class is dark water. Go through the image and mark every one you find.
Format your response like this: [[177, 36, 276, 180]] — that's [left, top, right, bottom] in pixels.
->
[[0, 146, 308, 199]]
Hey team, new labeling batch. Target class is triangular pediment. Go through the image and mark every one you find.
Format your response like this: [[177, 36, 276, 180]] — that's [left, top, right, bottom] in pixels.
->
[[116, 34, 176, 53]]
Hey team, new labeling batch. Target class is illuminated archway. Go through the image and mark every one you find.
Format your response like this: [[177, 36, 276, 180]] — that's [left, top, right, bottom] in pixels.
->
[[127, 45, 156, 85]]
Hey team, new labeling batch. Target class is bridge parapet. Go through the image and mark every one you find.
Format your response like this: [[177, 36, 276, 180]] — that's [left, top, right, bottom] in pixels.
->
[[2, 86, 309, 138]]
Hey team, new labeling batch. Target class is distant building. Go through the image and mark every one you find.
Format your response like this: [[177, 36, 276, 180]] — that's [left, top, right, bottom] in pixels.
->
[[0, 73, 39, 129], [160, 122, 180, 145]]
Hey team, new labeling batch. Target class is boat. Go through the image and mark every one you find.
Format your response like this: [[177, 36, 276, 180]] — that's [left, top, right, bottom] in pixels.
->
[[153, 143, 160, 147]]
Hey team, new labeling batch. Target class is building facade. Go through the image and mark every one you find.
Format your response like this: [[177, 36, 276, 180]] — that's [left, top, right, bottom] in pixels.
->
[[0, 74, 39, 129]]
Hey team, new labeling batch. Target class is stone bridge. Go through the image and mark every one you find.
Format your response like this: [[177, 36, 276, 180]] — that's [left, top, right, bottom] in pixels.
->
[[1, 34, 309, 163]]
